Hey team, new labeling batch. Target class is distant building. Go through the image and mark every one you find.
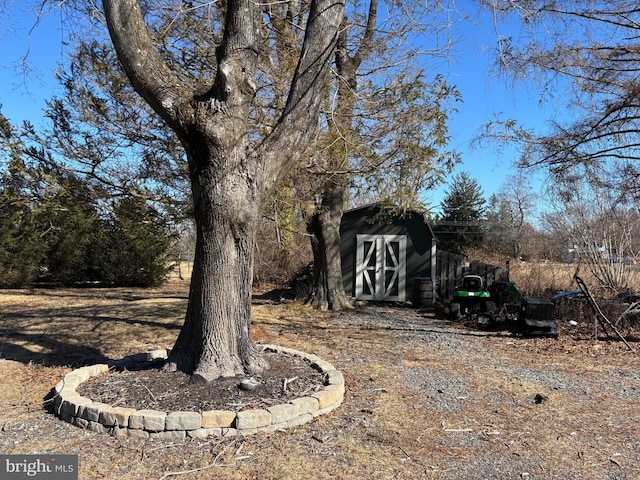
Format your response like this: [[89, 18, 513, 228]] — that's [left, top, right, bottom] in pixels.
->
[[561, 241, 619, 263]]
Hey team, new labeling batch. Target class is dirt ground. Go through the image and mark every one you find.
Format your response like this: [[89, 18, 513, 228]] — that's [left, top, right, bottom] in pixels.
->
[[1, 279, 639, 480]]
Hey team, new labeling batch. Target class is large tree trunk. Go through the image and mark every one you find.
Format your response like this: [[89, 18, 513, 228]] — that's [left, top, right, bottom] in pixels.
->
[[306, 184, 354, 311], [103, 0, 344, 381], [164, 152, 267, 381]]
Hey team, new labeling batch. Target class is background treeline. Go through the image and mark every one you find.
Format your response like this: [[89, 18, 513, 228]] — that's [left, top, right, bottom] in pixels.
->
[[0, 158, 175, 288]]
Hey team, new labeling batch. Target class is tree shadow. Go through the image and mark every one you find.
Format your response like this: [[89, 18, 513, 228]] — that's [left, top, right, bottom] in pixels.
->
[[252, 288, 297, 305], [0, 331, 110, 368], [0, 297, 185, 369]]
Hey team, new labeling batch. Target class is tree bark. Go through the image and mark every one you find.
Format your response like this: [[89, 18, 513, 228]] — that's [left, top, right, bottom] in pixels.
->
[[166, 173, 267, 380], [103, 0, 344, 381], [306, 183, 354, 310]]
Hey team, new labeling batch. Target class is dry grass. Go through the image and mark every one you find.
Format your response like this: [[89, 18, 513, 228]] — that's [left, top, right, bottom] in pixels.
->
[[465, 249, 603, 297], [1, 275, 639, 480], [508, 261, 580, 297], [489, 256, 635, 300]]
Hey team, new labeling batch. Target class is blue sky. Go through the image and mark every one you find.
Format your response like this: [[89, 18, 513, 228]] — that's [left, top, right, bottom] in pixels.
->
[[0, 2, 555, 213], [424, 4, 558, 211], [0, 4, 67, 127]]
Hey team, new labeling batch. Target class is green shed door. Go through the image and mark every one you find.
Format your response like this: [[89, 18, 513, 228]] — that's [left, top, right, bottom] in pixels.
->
[[355, 234, 407, 302]]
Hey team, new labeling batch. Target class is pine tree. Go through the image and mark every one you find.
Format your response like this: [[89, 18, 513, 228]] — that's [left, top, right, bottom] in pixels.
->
[[95, 197, 175, 287], [0, 111, 48, 286], [436, 172, 486, 254], [0, 159, 49, 286], [35, 172, 103, 284]]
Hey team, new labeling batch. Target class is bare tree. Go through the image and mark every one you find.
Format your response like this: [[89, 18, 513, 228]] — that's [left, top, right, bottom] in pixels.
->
[[303, 2, 379, 311], [480, 1, 640, 196], [101, 0, 344, 382], [542, 174, 640, 294], [485, 173, 538, 258]]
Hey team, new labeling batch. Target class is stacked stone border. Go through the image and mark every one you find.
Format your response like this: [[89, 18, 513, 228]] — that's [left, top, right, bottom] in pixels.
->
[[52, 344, 344, 440]]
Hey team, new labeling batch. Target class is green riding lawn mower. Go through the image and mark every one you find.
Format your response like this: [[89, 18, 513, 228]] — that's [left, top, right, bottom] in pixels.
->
[[446, 275, 557, 337]]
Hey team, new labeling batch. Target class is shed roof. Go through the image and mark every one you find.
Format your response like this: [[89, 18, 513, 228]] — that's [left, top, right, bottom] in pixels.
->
[[342, 203, 436, 239]]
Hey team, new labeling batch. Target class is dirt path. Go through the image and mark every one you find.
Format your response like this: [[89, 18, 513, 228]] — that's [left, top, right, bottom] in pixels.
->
[[1, 284, 639, 479]]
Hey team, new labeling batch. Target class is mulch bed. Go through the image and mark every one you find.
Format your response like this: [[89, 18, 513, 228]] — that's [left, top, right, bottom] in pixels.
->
[[77, 352, 325, 412]]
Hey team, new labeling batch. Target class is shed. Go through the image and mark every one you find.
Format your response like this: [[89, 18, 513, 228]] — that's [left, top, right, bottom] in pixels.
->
[[340, 204, 437, 304]]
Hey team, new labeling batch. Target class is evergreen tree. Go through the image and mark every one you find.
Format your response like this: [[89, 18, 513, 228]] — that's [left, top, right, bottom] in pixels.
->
[[24, 39, 190, 211], [32, 169, 103, 284], [2, 108, 175, 287], [95, 197, 175, 287], [0, 159, 48, 286], [436, 172, 486, 254], [0, 111, 47, 286]]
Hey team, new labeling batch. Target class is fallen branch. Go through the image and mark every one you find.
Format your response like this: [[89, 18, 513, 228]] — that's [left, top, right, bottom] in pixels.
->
[[157, 463, 218, 480], [144, 443, 186, 457], [441, 421, 473, 433], [617, 301, 640, 326], [141, 384, 157, 402], [399, 446, 430, 474], [588, 458, 622, 468], [283, 376, 297, 392], [575, 275, 635, 352]]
